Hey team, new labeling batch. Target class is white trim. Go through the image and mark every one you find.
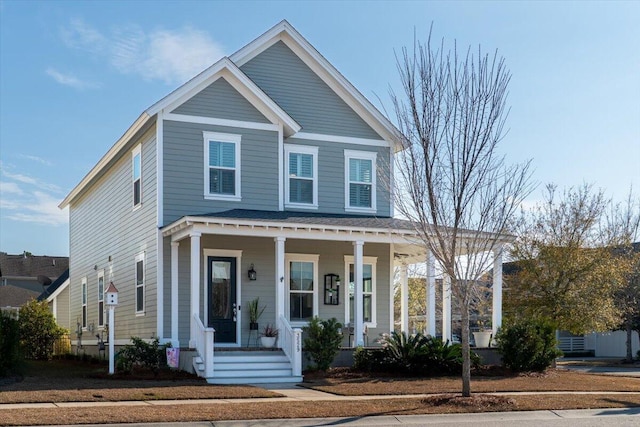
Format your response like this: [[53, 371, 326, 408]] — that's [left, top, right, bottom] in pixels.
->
[[97, 269, 105, 327], [132, 144, 142, 210], [344, 149, 377, 214], [46, 278, 70, 302], [343, 255, 378, 328], [156, 112, 164, 339], [165, 112, 279, 132], [135, 252, 145, 315], [81, 277, 87, 329], [295, 132, 389, 148], [203, 249, 243, 347], [285, 253, 319, 327], [389, 244, 395, 332], [278, 126, 284, 211], [284, 144, 318, 209], [170, 241, 179, 347], [203, 131, 242, 201]]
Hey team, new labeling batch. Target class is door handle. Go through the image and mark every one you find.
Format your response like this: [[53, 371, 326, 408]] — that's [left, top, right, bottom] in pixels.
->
[[232, 303, 237, 322]]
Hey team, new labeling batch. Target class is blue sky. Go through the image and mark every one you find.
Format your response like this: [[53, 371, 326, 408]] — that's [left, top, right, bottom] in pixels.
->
[[1, 1, 638, 257]]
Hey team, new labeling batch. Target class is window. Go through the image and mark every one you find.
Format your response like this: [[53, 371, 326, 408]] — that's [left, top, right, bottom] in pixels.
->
[[81, 277, 87, 329], [135, 253, 145, 314], [344, 256, 377, 326], [203, 131, 241, 200], [285, 144, 318, 208], [286, 254, 319, 324], [344, 150, 377, 213], [132, 144, 142, 208], [97, 270, 104, 327]]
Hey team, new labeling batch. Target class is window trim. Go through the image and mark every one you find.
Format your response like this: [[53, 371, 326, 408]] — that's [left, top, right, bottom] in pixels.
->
[[132, 144, 142, 209], [97, 270, 105, 328], [135, 252, 145, 315], [284, 144, 318, 209], [343, 255, 377, 328], [203, 131, 242, 201], [81, 277, 87, 329], [344, 149, 377, 213], [285, 253, 319, 327]]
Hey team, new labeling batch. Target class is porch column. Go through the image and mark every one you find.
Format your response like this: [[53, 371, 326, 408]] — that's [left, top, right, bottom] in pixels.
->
[[442, 274, 452, 343], [492, 245, 504, 336], [353, 240, 365, 347], [426, 251, 436, 337], [400, 264, 409, 334], [171, 241, 179, 347], [275, 237, 286, 321], [189, 231, 201, 348]]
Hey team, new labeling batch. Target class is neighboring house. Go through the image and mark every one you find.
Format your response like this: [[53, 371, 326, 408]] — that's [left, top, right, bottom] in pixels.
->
[[59, 21, 506, 383], [0, 285, 39, 316], [38, 269, 70, 326]]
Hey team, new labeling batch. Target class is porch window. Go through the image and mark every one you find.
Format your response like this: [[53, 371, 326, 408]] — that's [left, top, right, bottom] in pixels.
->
[[132, 144, 142, 208], [81, 277, 87, 329], [204, 131, 241, 201], [344, 150, 376, 213], [135, 253, 145, 314], [344, 256, 377, 326], [286, 254, 319, 324], [285, 144, 318, 208], [97, 270, 104, 327]]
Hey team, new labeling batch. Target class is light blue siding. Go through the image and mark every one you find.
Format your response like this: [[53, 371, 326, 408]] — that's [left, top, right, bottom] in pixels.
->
[[241, 41, 382, 140], [163, 120, 279, 225], [171, 77, 270, 123]]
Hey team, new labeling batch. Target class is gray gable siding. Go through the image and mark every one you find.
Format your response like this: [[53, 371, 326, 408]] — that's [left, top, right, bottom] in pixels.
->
[[69, 127, 158, 340], [285, 137, 391, 217], [163, 120, 279, 225], [171, 77, 270, 124], [241, 41, 382, 140]]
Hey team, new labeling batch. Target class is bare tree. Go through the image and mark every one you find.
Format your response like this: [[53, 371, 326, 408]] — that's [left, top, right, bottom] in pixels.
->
[[390, 30, 533, 397]]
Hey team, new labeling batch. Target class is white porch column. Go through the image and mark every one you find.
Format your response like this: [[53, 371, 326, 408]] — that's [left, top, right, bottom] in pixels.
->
[[275, 237, 286, 321], [353, 240, 364, 347], [426, 251, 436, 337], [171, 241, 179, 347], [442, 274, 452, 343], [492, 245, 504, 336], [189, 232, 201, 348], [400, 264, 409, 334]]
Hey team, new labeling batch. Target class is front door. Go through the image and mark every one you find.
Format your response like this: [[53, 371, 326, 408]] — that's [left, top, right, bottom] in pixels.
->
[[207, 256, 237, 343]]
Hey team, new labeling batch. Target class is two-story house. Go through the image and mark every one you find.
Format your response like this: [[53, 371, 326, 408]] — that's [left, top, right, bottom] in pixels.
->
[[59, 21, 505, 384]]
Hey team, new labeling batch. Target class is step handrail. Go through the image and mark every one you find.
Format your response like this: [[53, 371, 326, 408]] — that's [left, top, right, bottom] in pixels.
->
[[278, 314, 302, 376], [193, 313, 215, 377]]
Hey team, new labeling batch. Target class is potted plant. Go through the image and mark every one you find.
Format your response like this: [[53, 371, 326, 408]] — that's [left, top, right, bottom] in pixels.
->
[[260, 324, 278, 348], [247, 297, 265, 331], [472, 319, 493, 348]]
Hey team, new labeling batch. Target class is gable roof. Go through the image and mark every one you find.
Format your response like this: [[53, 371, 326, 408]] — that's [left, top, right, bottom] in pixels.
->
[[60, 20, 399, 209], [0, 285, 39, 308], [38, 268, 69, 302], [0, 252, 69, 280]]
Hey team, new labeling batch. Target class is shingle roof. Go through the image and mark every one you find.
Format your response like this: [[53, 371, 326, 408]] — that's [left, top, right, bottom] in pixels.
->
[[0, 285, 39, 308], [38, 269, 69, 301], [0, 252, 69, 280]]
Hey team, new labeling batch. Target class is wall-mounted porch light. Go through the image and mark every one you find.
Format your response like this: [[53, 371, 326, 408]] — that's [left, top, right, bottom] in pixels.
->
[[248, 263, 257, 281]]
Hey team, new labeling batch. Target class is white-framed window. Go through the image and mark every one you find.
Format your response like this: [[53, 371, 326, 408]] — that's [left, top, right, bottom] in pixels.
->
[[344, 256, 377, 327], [285, 144, 318, 209], [203, 131, 241, 201], [132, 144, 142, 208], [286, 254, 319, 325], [81, 277, 87, 329], [135, 253, 145, 314], [344, 150, 377, 213], [97, 270, 105, 327]]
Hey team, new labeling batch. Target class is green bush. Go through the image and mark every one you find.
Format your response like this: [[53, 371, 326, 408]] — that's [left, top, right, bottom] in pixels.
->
[[116, 337, 170, 374], [303, 317, 343, 371], [17, 299, 66, 360], [0, 310, 23, 377], [496, 319, 563, 372], [353, 346, 391, 372]]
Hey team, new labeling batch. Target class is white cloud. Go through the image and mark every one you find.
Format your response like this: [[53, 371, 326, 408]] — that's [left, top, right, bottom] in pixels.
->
[[46, 67, 100, 90], [0, 181, 24, 195], [6, 191, 68, 226], [1, 170, 62, 193], [61, 19, 225, 85], [17, 154, 53, 166]]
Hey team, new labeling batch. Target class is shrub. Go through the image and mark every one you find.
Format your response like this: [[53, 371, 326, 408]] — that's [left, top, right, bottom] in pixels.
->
[[303, 317, 343, 371], [0, 310, 23, 377], [116, 337, 170, 374], [17, 299, 66, 360], [496, 318, 563, 372], [353, 347, 391, 372]]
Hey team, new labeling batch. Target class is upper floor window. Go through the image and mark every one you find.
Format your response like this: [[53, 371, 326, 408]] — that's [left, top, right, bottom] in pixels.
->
[[344, 150, 376, 213], [135, 253, 145, 314], [203, 131, 241, 201], [132, 145, 142, 208], [285, 144, 318, 209], [97, 270, 104, 327]]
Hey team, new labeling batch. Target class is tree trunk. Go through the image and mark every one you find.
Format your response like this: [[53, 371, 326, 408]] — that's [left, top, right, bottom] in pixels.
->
[[626, 322, 633, 362], [461, 303, 471, 397]]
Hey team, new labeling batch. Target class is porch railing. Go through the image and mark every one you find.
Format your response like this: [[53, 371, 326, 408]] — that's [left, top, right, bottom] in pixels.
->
[[193, 313, 215, 378], [278, 314, 302, 377], [558, 336, 585, 352]]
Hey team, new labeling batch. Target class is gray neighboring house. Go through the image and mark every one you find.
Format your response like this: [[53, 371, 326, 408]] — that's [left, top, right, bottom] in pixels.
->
[[59, 21, 507, 384]]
